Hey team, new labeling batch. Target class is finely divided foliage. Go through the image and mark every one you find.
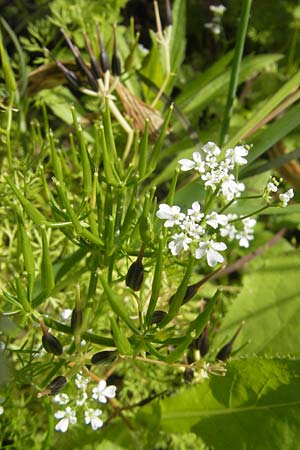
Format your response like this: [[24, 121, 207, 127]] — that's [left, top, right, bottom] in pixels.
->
[[0, 0, 299, 448]]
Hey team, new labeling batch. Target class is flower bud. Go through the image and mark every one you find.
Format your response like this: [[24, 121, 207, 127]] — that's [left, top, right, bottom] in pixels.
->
[[150, 310, 167, 325], [91, 350, 117, 365], [125, 259, 144, 291], [216, 322, 244, 361]]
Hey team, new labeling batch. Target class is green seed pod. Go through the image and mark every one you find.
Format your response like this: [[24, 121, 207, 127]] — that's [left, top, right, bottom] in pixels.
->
[[91, 350, 117, 365], [46, 375, 67, 395], [42, 332, 63, 356], [150, 310, 167, 325], [125, 259, 144, 291]]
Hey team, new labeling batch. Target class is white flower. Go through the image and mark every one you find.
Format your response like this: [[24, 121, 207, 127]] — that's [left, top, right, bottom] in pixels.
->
[[202, 141, 221, 157], [178, 152, 206, 173], [267, 182, 278, 193], [92, 380, 116, 404], [206, 212, 228, 229], [53, 393, 69, 405], [0, 406, 3, 415], [279, 188, 294, 207], [75, 373, 89, 390], [195, 240, 227, 267], [187, 201, 204, 222], [220, 222, 237, 240], [205, 22, 222, 35], [180, 219, 205, 239], [220, 175, 245, 201], [168, 233, 192, 256], [61, 309, 72, 320], [76, 392, 88, 406], [55, 407, 77, 432], [209, 4, 226, 15], [156, 204, 185, 227], [225, 145, 248, 166], [84, 408, 103, 430]]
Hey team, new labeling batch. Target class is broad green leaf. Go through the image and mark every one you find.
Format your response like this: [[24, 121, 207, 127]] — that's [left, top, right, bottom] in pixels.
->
[[175, 51, 233, 108], [213, 250, 300, 356], [52, 420, 139, 450], [37, 86, 86, 125], [136, 357, 300, 450], [176, 54, 283, 116], [140, 0, 186, 103], [169, 0, 186, 82], [240, 103, 300, 170], [226, 68, 300, 149]]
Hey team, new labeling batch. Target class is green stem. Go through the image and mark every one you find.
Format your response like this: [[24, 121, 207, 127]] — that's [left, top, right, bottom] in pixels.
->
[[229, 205, 269, 223], [219, 0, 252, 146]]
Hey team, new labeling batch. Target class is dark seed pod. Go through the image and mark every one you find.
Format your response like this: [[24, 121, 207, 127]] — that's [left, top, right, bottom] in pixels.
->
[[71, 307, 83, 333], [60, 28, 98, 91], [37, 375, 67, 398], [112, 53, 121, 76], [169, 268, 223, 306], [111, 25, 121, 76], [165, 0, 173, 26], [42, 332, 63, 356], [195, 324, 210, 357], [216, 322, 244, 362], [47, 375, 67, 395], [150, 310, 167, 325], [83, 31, 101, 80], [91, 350, 117, 365], [183, 367, 194, 383], [55, 60, 81, 92], [125, 259, 144, 291], [97, 25, 110, 73]]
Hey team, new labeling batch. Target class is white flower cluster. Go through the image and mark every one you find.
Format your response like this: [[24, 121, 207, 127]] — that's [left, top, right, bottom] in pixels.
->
[[156, 142, 258, 266], [178, 142, 247, 201], [205, 4, 226, 36], [156, 202, 256, 266], [53, 372, 116, 432], [263, 176, 294, 207]]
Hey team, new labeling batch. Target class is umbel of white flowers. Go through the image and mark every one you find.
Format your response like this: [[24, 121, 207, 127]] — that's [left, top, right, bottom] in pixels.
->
[[53, 373, 117, 432], [156, 142, 293, 267]]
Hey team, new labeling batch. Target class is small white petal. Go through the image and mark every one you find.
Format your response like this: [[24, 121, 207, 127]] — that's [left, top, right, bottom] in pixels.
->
[[102, 385, 117, 399], [207, 249, 224, 267], [178, 158, 195, 171], [54, 410, 66, 419], [55, 418, 69, 433]]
